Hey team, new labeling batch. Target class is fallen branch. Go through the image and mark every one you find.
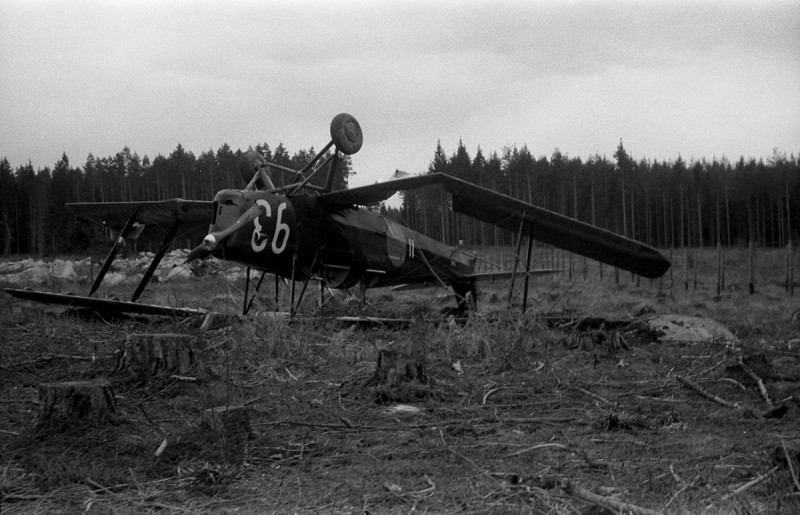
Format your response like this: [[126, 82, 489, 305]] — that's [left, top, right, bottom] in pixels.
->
[[738, 356, 773, 407], [507, 442, 569, 457], [506, 442, 607, 470], [84, 477, 191, 513], [482, 387, 501, 404], [438, 429, 501, 485], [0, 493, 45, 502], [783, 439, 800, 493], [717, 466, 779, 503], [3, 353, 97, 369], [676, 376, 762, 418], [558, 478, 663, 515], [489, 416, 576, 425], [665, 464, 704, 508], [664, 484, 690, 508], [571, 384, 617, 408], [169, 374, 198, 382], [137, 379, 180, 405], [259, 415, 575, 431], [409, 475, 437, 498], [86, 477, 119, 495], [669, 463, 686, 486], [635, 395, 682, 404], [717, 378, 747, 391], [690, 353, 728, 377], [241, 394, 265, 406], [136, 403, 161, 430]]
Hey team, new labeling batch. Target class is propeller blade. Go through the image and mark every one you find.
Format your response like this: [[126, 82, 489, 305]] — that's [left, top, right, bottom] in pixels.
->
[[203, 202, 265, 251], [186, 243, 213, 262]]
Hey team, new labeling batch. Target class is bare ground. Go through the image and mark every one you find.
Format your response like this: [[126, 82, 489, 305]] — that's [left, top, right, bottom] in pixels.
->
[[1, 269, 799, 514]]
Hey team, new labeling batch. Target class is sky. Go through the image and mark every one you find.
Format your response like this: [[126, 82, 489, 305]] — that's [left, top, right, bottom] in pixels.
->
[[1, 0, 799, 188]]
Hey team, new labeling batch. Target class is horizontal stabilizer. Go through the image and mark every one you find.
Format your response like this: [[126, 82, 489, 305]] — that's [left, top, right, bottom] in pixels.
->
[[319, 174, 670, 278]]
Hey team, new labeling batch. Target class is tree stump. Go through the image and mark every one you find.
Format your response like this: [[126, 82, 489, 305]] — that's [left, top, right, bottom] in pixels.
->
[[116, 333, 202, 380], [373, 349, 426, 386], [36, 379, 118, 434], [201, 405, 251, 435], [369, 350, 430, 404], [201, 405, 252, 462]]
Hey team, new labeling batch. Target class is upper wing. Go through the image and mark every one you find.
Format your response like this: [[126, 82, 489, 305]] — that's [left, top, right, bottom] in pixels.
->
[[318, 174, 670, 279], [67, 199, 214, 229], [4, 288, 207, 318]]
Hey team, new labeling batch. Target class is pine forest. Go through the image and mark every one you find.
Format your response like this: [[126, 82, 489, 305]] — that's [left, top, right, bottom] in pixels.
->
[[0, 141, 798, 258]]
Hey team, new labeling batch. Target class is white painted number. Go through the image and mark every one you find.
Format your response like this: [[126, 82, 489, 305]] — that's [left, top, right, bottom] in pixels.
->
[[251, 200, 290, 254], [251, 200, 272, 252], [272, 202, 290, 254]]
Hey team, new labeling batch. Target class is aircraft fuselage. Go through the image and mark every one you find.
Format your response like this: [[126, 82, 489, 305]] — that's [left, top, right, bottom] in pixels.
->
[[208, 189, 475, 290]]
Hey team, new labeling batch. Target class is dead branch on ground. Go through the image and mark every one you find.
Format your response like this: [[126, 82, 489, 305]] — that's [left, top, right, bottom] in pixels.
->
[[738, 355, 773, 407], [676, 375, 763, 418], [558, 478, 663, 515]]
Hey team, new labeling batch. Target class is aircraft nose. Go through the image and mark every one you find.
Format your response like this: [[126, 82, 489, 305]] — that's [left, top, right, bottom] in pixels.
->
[[203, 234, 218, 250]]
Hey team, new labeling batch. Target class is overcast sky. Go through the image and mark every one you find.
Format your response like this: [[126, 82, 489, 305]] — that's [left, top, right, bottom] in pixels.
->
[[1, 0, 798, 187]]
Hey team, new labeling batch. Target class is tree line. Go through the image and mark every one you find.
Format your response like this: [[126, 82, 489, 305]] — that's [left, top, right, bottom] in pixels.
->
[[386, 141, 799, 252], [1, 140, 797, 257], [0, 143, 350, 256]]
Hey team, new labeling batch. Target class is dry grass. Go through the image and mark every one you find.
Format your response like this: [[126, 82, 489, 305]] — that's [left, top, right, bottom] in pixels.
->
[[1, 247, 799, 514]]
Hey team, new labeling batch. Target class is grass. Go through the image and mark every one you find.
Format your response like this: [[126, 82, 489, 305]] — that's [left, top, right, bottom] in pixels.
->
[[1, 247, 799, 513]]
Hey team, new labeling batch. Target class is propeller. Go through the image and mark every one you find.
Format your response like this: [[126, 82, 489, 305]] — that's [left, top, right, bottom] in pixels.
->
[[185, 202, 266, 263], [186, 243, 212, 262]]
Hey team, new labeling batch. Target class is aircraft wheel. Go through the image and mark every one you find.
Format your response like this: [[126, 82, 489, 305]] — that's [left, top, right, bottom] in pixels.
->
[[330, 113, 363, 155]]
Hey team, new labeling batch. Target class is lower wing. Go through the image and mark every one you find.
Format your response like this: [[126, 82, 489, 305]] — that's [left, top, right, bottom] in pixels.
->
[[67, 199, 213, 229]]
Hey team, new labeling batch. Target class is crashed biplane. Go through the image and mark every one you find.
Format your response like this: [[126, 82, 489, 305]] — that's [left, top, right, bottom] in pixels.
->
[[5, 114, 670, 317]]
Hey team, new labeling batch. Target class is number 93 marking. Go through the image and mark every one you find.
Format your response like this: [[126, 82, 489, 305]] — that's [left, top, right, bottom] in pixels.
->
[[251, 200, 290, 254]]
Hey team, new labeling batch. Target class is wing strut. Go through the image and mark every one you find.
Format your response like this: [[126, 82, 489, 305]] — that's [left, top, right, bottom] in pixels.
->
[[243, 268, 269, 315], [131, 220, 179, 303], [290, 251, 321, 316], [521, 225, 535, 314], [290, 253, 298, 317], [504, 216, 539, 314], [89, 212, 139, 296], [506, 215, 527, 306]]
